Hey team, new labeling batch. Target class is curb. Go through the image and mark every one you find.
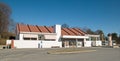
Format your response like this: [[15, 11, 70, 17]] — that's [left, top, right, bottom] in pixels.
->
[[47, 50, 96, 54]]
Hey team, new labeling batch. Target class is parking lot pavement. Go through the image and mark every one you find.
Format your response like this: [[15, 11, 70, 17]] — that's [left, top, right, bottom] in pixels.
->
[[0, 48, 120, 61]]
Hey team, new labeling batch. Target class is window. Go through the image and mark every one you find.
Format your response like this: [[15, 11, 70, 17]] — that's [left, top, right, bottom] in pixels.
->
[[23, 38, 37, 40], [69, 40, 76, 46], [86, 39, 89, 41], [38, 35, 45, 40], [24, 38, 30, 40], [31, 38, 37, 40]]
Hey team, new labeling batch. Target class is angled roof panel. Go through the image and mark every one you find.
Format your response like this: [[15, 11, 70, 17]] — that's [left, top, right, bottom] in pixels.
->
[[46, 27, 54, 33], [62, 28, 76, 35], [38, 26, 50, 33], [73, 28, 86, 36], [68, 28, 79, 35], [28, 25, 40, 32], [18, 24, 30, 32], [61, 29, 69, 35]]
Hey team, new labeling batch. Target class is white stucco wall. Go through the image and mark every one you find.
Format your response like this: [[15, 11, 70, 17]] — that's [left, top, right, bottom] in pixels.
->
[[55, 24, 61, 41], [42, 41, 62, 48], [84, 41, 92, 47], [19, 34, 23, 40], [77, 41, 82, 47], [6, 40, 62, 48], [92, 41, 102, 46], [6, 40, 12, 45], [95, 41, 102, 46], [14, 41, 40, 48]]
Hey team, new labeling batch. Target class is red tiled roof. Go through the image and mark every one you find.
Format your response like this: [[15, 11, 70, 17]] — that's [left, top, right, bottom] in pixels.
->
[[38, 26, 50, 33], [68, 28, 79, 35], [46, 27, 54, 33], [18, 24, 30, 32], [28, 25, 40, 32], [17, 24, 86, 36], [73, 28, 86, 35], [61, 28, 85, 36], [62, 28, 76, 35], [61, 29, 69, 35]]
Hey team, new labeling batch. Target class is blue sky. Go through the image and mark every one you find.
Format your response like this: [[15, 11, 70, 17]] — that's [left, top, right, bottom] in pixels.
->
[[1, 0, 120, 35]]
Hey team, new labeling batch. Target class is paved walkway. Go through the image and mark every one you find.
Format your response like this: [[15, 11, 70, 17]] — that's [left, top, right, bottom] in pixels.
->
[[0, 48, 120, 61]]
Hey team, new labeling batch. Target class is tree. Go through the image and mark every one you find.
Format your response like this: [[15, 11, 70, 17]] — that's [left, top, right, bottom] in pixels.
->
[[117, 35, 120, 44], [0, 3, 15, 45], [82, 27, 95, 34], [82, 27, 105, 41], [0, 3, 12, 36], [111, 33, 118, 41], [61, 23, 69, 28], [9, 19, 16, 33], [95, 30, 105, 41], [107, 33, 119, 44], [111, 33, 118, 43], [95, 30, 104, 34]]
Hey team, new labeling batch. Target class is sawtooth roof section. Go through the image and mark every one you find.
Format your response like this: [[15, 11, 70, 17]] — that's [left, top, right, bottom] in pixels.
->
[[62, 28, 76, 35], [17, 24, 86, 36], [28, 25, 40, 32], [18, 24, 30, 32], [37, 26, 50, 33]]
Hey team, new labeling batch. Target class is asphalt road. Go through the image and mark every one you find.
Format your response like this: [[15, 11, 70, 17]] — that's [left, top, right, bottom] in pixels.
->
[[0, 47, 120, 61]]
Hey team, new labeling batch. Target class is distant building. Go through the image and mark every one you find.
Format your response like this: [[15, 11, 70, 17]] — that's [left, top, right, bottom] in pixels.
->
[[6, 24, 102, 48]]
